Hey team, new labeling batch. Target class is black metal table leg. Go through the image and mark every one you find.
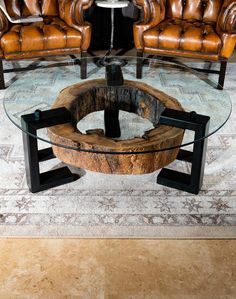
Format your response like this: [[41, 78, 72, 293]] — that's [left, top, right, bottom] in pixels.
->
[[157, 109, 210, 194], [104, 64, 123, 138], [104, 105, 120, 138], [21, 107, 77, 193]]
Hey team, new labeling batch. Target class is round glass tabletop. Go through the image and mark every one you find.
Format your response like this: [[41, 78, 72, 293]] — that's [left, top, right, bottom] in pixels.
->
[[3, 56, 232, 155]]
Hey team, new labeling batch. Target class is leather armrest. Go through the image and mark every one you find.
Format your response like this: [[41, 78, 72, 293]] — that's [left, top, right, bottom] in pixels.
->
[[133, 0, 165, 27], [217, 0, 236, 34], [59, 0, 93, 50], [0, 0, 43, 24], [133, 0, 165, 49], [0, 8, 9, 38]]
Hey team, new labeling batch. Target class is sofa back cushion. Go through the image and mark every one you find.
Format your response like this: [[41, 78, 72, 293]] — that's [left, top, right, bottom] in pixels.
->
[[166, 0, 223, 23], [5, 0, 59, 18]]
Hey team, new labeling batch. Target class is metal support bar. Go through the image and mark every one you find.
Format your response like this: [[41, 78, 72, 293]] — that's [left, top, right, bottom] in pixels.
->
[[104, 64, 123, 138], [21, 107, 77, 193], [191, 67, 219, 74], [105, 64, 124, 86], [157, 109, 210, 194], [0, 60, 5, 90], [104, 106, 120, 138], [38, 147, 55, 162]]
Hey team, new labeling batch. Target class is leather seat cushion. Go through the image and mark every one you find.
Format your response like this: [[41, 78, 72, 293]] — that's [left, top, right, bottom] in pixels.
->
[[143, 18, 222, 54], [1, 17, 82, 54]]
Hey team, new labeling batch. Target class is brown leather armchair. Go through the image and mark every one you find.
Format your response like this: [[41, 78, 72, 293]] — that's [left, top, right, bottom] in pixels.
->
[[133, 0, 236, 89], [0, 0, 93, 89]]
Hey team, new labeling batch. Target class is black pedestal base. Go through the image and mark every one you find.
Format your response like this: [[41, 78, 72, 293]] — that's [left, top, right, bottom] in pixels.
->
[[97, 56, 127, 67]]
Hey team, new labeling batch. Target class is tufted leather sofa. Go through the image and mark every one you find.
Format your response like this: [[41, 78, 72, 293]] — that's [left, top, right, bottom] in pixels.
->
[[0, 0, 93, 89], [133, 0, 236, 89]]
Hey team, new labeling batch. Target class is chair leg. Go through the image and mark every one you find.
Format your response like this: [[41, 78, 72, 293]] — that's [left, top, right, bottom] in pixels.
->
[[0, 60, 5, 90], [218, 61, 227, 90], [81, 51, 87, 79], [136, 50, 143, 79]]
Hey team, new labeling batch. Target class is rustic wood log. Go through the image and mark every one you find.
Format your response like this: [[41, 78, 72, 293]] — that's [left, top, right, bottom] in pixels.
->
[[48, 79, 184, 174]]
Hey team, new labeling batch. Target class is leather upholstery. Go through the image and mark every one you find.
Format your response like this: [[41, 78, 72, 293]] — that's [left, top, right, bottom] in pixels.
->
[[5, 0, 58, 18], [166, 0, 222, 22], [0, 0, 93, 59], [0, 8, 8, 36], [143, 19, 221, 53], [217, 0, 236, 34], [0, 9, 7, 57], [59, 0, 92, 50], [1, 17, 82, 55], [133, 0, 236, 60]]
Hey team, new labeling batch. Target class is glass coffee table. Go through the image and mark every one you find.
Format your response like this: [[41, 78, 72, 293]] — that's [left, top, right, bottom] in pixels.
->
[[3, 56, 232, 194]]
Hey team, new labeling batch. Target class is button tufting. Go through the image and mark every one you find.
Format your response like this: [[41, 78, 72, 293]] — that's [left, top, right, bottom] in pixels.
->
[[133, 0, 231, 61]]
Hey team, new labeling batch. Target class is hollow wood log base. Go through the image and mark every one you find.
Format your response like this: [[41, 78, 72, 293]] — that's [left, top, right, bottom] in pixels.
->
[[51, 146, 182, 175], [48, 79, 184, 174]]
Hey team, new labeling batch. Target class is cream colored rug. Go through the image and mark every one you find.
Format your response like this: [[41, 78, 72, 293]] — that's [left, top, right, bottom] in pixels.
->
[[0, 58, 235, 238]]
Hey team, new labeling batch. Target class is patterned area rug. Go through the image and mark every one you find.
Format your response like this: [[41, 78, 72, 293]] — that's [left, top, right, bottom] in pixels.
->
[[0, 58, 235, 238]]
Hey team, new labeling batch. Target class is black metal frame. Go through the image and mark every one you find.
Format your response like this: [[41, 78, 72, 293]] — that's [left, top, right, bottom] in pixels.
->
[[21, 106, 210, 194], [136, 50, 227, 90], [21, 107, 77, 193], [104, 64, 123, 137], [0, 51, 87, 90], [157, 108, 210, 194]]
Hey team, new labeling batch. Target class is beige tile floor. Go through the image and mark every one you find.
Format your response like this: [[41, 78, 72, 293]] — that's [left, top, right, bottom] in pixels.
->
[[0, 239, 235, 298]]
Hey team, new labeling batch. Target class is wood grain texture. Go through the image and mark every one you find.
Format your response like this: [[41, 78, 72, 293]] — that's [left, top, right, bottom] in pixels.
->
[[48, 79, 184, 174]]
